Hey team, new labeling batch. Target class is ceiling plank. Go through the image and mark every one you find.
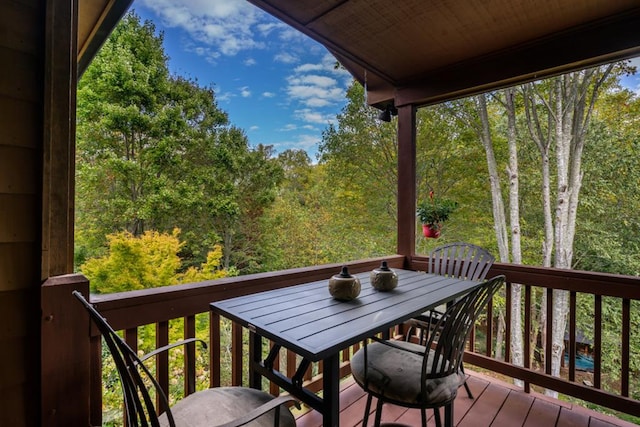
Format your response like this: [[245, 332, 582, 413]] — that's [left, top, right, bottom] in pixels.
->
[[395, 8, 640, 107]]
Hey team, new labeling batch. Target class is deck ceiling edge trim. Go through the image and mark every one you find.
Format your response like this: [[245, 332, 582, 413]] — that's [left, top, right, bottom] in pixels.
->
[[394, 10, 640, 107], [246, 0, 396, 85], [77, 0, 133, 76]]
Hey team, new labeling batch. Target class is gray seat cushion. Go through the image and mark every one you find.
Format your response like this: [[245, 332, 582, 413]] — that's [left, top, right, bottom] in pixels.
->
[[351, 340, 463, 406], [158, 387, 296, 427]]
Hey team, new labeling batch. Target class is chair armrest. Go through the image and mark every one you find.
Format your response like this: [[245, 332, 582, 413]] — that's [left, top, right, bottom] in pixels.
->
[[369, 336, 426, 357], [139, 338, 207, 362], [217, 395, 300, 427]]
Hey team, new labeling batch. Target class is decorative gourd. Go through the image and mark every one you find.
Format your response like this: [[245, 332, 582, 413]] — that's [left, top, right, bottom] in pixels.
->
[[328, 266, 361, 301], [370, 261, 398, 291]]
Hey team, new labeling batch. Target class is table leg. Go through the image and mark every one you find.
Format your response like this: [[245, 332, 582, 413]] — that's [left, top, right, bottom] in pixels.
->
[[249, 331, 262, 390], [322, 353, 340, 427]]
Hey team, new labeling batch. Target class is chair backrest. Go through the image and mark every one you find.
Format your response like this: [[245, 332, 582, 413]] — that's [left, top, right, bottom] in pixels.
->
[[420, 275, 505, 385], [429, 242, 495, 281], [72, 290, 174, 427]]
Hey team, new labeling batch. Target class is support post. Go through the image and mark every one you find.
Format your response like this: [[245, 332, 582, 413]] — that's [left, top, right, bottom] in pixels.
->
[[41, 274, 90, 427], [397, 104, 417, 264]]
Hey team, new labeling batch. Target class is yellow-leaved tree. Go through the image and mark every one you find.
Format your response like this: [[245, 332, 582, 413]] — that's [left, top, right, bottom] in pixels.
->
[[81, 228, 231, 294]]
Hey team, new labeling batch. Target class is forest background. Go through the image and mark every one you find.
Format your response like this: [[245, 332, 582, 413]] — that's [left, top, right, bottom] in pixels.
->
[[76, 12, 640, 423]]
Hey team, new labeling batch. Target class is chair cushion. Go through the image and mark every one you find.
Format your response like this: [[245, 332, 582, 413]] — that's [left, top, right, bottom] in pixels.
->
[[158, 387, 296, 427], [351, 340, 463, 406]]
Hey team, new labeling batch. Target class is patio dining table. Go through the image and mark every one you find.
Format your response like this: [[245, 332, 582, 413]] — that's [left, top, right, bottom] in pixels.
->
[[210, 268, 483, 427]]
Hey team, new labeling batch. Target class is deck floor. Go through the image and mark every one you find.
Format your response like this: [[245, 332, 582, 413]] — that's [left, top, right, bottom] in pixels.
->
[[294, 370, 637, 427]]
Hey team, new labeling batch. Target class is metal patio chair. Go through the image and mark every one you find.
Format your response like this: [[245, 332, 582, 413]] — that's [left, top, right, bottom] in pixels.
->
[[73, 290, 297, 427], [406, 242, 495, 398], [351, 275, 505, 427]]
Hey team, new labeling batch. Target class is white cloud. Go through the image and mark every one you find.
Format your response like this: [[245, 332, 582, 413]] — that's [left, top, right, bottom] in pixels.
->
[[274, 52, 298, 64], [294, 63, 323, 73], [217, 91, 234, 102], [137, 0, 265, 56], [286, 81, 344, 107], [135, 0, 349, 158], [184, 43, 221, 64], [257, 22, 288, 36], [283, 53, 349, 127], [289, 75, 337, 88], [271, 134, 321, 155], [294, 134, 321, 151], [294, 108, 336, 125], [278, 27, 308, 42], [294, 53, 350, 77]]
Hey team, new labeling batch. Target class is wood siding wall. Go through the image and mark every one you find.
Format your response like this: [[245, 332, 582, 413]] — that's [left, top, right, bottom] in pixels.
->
[[0, 0, 77, 425], [0, 1, 45, 426]]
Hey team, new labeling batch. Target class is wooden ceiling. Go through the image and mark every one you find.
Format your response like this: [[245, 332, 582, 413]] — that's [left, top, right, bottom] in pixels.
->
[[77, 0, 133, 75], [78, 0, 640, 108]]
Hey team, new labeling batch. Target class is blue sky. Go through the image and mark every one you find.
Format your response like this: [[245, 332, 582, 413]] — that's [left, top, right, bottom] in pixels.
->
[[133, 0, 640, 160], [134, 0, 353, 161]]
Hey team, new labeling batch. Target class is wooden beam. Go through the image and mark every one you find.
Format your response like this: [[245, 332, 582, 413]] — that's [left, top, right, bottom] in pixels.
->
[[77, 0, 134, 76], [41, 274, 91, 427], [395, 8, 640, 107], [42, 0, 78, 278], [396, 105, 416, 262]]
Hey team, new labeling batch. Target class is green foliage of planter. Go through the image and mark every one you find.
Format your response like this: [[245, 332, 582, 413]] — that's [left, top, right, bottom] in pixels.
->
[[416, 197, 458, 225]]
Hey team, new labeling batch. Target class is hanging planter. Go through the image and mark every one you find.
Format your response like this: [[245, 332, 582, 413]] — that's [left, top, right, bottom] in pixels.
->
[[422, 223, 441, 239], [417, 191, 457, 239]]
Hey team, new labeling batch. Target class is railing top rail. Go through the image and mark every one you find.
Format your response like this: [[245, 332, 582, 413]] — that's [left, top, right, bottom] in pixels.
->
[[410, 256, 640, 299], [87, 256, 406, 332], [78, 254, 640, 334]]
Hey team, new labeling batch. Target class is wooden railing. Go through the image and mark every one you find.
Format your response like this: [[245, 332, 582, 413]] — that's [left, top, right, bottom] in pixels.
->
[[41, 255, 640, 426], [410, 255, 640, 419], [42, 256, 404, 426]]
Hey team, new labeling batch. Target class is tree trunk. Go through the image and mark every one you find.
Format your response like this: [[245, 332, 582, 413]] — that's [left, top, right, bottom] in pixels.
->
[[475, 94, 509, 262], [495, 310, 505, 361], [473, 93, 513, 367], [504, 87, 524, 386], [526, 66, 614, 397]]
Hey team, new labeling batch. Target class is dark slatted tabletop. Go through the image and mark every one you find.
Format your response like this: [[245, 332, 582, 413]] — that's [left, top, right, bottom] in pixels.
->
[[210, 269, 481, 361]]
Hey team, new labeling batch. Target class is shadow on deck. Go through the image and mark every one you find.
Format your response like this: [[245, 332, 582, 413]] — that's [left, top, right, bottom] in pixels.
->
[[294, 370, 637, 427]]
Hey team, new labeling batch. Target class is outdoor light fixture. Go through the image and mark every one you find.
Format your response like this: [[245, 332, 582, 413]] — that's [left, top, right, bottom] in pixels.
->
[[377, 105, 398, 122]]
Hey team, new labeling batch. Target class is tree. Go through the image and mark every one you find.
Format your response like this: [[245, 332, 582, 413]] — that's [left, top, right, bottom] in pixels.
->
[[444, 65, 627, 393], [319, 81, 490, 259], [76, 12, 282, 274], [522, 66, 622, 394], [574, 83, 640, 276], [221, 142, 284, 273], [81, 229, 232, 294], [319, 81, 398, 256], [76, 12, 226, 260]]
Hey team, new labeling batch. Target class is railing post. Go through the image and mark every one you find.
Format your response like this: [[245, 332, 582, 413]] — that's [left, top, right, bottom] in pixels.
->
[[41, 274, 90, 427]]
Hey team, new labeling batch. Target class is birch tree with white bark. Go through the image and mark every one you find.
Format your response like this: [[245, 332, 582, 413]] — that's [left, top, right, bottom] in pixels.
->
[[448, 90, 520, 363], [450, 64, 621, 393], [474, 89, 525, 375], [522, 64, 615, 396]]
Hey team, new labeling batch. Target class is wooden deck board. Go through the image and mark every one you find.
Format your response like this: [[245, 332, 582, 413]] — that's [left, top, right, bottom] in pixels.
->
[[556, 406, 590, 427], [523, 398, 561, 427], [457, 382, 509, 427], [294, 371, 635, 427], [490, 389, 535, 427], [588, 419, 619, 427], [453, 375, 490, 425]]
